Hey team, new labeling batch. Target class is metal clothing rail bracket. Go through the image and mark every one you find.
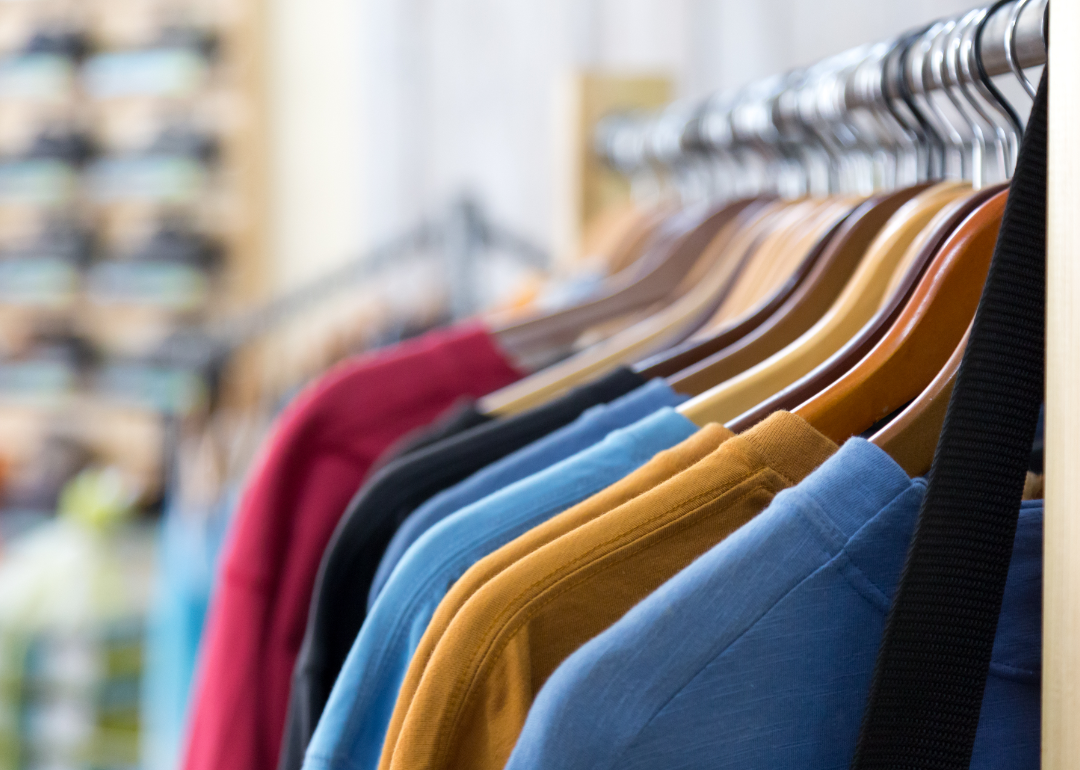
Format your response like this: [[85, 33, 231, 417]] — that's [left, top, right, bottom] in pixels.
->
[[153, 195, 549, 373]]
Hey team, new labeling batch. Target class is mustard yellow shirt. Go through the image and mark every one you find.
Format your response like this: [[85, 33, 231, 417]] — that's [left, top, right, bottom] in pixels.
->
[[387, 411, 837, 770], [377, 422, 732, 770]]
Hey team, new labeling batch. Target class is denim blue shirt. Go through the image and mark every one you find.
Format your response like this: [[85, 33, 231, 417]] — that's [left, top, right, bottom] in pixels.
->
[[367, 379, 687, 607], [303, 406, 699, 770], [506, 439, 1042, 770]]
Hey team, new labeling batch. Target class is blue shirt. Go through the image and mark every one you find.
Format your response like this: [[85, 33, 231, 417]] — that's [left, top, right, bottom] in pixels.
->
[[302, 407, 699, 770], [506, 439, 1041, 770], [140, 487, 236, 770], [367, 379, 687, 607]]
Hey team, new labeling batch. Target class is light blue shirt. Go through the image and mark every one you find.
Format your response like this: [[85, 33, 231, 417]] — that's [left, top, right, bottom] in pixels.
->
[[302, 407, 699, 770], [140, 487, 236, 770], [506, 439, 1042, 770], [368, 379, 687, 607]]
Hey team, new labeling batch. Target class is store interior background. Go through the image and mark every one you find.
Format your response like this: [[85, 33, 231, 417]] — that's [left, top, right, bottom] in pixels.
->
[[0, 1, 1006, 769]]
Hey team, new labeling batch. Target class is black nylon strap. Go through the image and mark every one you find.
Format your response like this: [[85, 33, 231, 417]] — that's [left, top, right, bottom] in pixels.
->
[[851, 67, 1047, 770]]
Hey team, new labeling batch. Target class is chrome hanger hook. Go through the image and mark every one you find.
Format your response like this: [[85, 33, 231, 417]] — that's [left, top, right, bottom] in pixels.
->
[[899, 27, 946, 179], [855, 43, 908, 189], [944, 10, 992, 187], [878, 35, 924, 185], [890, 28, 945, 180], [1006, 0, 1039, 98], [920, 21, 967, 179], [959, 7, 1013, 178], [975, 0, 1025, 137]]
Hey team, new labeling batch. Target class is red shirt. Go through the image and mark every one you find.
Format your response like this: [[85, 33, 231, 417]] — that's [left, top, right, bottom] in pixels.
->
[[182, 324, 522, 770]]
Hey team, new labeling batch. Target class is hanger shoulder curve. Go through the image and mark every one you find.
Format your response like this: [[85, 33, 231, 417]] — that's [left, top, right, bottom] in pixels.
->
[[792, 189, 1007, 443], [632, 199, 827, 379], [669, 184, 933, 399], [724, 183, 1007, 433], [677, 183, 971, 426], [597, 203, 670, 276], [492, 199, 756, 356], [699, 198, 859, 330], [479, 201, 757, 415], [870, 322, 970, 477]]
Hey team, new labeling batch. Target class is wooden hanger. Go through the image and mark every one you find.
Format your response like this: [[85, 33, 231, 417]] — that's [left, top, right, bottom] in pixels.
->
[[696, 198, 860, 331], [666, 184, 935, 397], [589, 201, 681, 279], [632, 199, 857, 379], [586, 202, 667, 276], [491, 198, 758, 358], [742, 198, 864, 312], [487, 203, 668, 326], [562, 203, 781, 353], [725, 182, 1006, 432], [489, 204, 688, 356], [870, 321, 970, 476], [788, 189, 1006, 443], [479, 198, 769, 415], [676, 182, 970, 424], [511, 197, 855, 400]]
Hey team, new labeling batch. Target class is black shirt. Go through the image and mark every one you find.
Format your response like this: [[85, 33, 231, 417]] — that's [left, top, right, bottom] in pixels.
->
[[368, 398, 492, 475], [277, 366, 647, 770]]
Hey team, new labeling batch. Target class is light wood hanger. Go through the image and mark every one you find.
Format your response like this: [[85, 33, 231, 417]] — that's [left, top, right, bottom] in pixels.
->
[[565, 206, 774, 353], [586, 202, 666, 276], [479, 199, 768, 416], [788, 189, 1006, 443], [666, 184, 932, 396], [491, 199, 757, 358], [725, 183, 1006, 432], [588, 202, 681, 279], [487, 203, 669, 322], [695, 198, 860, 331], [870, 321, 970, 477], [493, 197, 838, 407], [632, 200, 858, 379], [676, 181, 970, 424]]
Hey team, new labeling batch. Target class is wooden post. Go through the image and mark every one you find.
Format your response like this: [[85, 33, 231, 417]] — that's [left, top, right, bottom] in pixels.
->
[[1042, 1, 1079, 765], [219, 0, 272, 409], [553, 72, 671, 270]]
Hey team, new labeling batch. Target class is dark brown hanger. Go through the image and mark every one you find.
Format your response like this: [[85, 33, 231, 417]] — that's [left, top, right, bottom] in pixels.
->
[[792, 189, 1006, 443], [492, 198, 761, 358], [725, 182, 1005, 432], [665, 184, 932, 395]]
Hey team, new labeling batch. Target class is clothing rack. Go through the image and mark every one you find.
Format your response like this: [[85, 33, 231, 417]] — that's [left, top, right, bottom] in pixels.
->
[[596, 0, 1047, 193], [153, 196, 549, 373], [598, 0, 1075, 765]]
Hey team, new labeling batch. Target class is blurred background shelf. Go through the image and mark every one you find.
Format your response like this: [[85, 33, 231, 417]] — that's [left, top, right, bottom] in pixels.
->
[[0, 0, 265, 524]]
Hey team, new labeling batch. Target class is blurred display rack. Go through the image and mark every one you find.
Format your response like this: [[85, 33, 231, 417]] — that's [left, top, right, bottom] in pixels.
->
[[0, 0, 270, 518]]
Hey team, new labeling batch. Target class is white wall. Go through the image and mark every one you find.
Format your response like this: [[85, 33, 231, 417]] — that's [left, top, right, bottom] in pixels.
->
[[266, 0, 366, 289], [268, 0, 987, 287]]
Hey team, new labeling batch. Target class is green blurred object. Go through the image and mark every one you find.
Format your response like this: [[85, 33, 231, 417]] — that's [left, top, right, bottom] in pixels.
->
[[58, 468, 136, 531], [0, 468, 153, 770]]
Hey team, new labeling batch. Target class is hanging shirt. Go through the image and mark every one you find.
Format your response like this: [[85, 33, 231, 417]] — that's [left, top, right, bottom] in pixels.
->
[[279, 367, 646, 770], [368, 399, 493, 476], [368, 378, 686, 608], [505, 439, 1041, 770], [141, 487, 236, 770], [378, 421, 733, 770], [386, 411, 836, 770], [181, 324, 523, 770], [302, 399, 694, 770]]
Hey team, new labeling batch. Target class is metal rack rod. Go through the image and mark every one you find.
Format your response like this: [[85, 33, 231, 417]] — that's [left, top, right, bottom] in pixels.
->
[[598, 0, 1047, 170]]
